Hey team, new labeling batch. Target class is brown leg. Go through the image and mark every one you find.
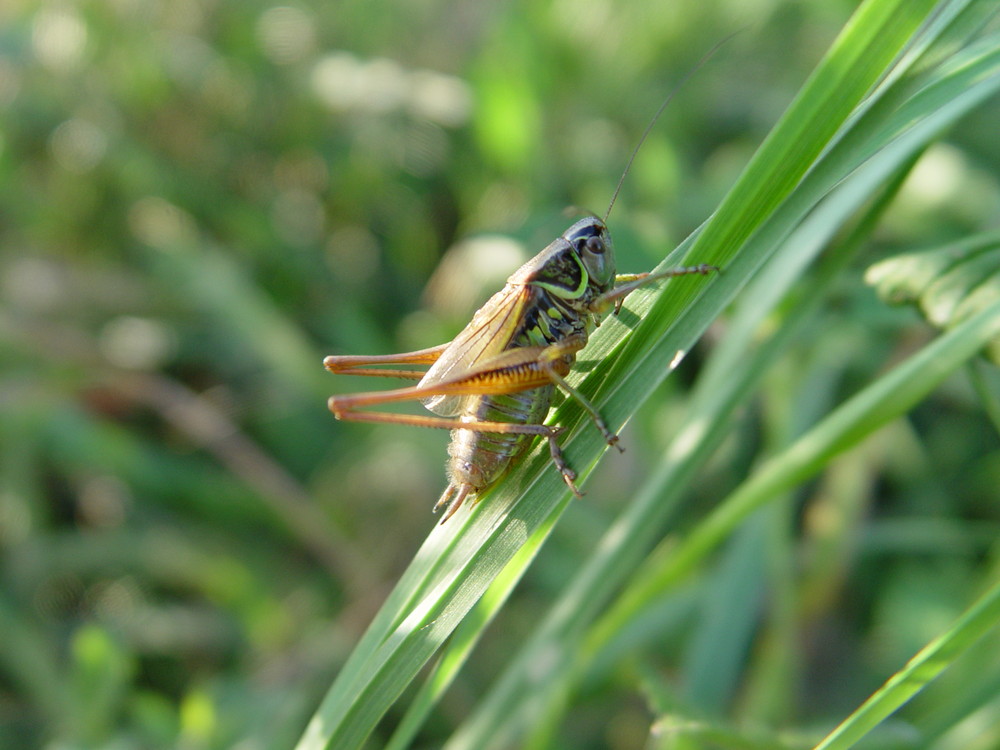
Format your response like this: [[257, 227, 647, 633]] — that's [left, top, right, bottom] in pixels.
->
[[326, 339, 602, 518], [323, 342, 451, 379], [326, 343, 563, 414]]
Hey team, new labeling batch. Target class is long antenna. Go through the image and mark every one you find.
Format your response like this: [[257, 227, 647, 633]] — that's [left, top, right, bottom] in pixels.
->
[[603, 31, 743, 223]]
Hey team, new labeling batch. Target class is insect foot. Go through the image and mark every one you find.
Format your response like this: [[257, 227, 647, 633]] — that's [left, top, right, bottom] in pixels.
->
[[543, 427, 583, 498], [607, 432, 625, 453]]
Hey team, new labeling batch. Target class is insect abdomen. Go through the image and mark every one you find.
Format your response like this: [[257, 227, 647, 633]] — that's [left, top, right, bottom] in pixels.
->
[[446, 386, 553, 492]]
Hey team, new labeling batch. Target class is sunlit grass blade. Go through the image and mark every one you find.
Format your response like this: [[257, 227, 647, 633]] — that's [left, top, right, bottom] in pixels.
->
[[812, 575, 1000, 750], [605, 297, 1000, 642], [511, 297, 1000, 750], [382, 510, 560, 750]]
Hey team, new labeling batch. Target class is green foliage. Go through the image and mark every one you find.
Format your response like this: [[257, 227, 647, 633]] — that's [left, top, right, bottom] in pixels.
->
[[867, 232, 1000, 364], [3, 1, 1000, 749]]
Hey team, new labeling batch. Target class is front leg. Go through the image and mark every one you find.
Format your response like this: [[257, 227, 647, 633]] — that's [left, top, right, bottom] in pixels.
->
[[593, 265, 718, 315]]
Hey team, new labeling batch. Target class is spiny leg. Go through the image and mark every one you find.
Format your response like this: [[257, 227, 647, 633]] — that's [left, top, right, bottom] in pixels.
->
[[536, 335, 623, 453], [603, 265, 719, 315], [545, 368, 623, 453], [326, 339, 606, 517], [544, 427, 582, 496], [535, 265, 718, 442]]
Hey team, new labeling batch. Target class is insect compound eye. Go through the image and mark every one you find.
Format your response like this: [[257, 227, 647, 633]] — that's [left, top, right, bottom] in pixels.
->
[[559, 217, 615, 289], [578, 232, 614, 288]]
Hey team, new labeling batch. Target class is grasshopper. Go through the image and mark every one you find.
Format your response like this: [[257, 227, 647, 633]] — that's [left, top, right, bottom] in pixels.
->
[[325, 225, 715, 521], [326, 100, 718, 522]]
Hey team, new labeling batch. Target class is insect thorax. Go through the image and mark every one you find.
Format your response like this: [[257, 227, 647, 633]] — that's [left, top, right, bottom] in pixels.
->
[[514, 288, 591, 348]]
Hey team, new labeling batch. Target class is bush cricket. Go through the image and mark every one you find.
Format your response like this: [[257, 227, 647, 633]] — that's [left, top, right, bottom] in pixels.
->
[[326, 89, 719, 522]]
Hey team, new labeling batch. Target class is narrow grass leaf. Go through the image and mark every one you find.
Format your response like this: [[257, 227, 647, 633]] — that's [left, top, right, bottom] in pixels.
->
[[812, 575, 1000, 750]]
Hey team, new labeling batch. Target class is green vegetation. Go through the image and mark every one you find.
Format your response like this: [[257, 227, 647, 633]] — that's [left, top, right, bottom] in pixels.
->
[[3, 1, 1000, 749]]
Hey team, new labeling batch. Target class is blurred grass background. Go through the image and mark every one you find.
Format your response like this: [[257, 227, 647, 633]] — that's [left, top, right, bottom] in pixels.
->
[[2, 0, 1000, 748]]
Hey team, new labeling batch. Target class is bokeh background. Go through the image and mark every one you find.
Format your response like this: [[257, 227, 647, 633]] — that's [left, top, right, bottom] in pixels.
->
[[3, 1, 1000, 748]]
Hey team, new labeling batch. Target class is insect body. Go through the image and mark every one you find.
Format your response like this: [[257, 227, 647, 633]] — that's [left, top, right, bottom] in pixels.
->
[[325, 216, 715, 521]]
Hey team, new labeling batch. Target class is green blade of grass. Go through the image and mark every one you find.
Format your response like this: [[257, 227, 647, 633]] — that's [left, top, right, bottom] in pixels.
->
[[383, 508, 561, 750], [602, 296, 1000, 645], [812, 574, 1000, 750]]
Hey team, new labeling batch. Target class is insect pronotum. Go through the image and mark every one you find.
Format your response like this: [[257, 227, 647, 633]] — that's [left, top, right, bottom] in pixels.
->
[[326, 72, 721, 522]]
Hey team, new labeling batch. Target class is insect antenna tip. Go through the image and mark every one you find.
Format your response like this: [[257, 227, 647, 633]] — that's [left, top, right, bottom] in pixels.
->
[[602, 29, 743, 224]]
